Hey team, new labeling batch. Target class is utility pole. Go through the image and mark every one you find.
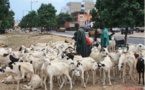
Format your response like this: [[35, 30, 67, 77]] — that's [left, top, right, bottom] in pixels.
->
[[31, 0, 38, 11]]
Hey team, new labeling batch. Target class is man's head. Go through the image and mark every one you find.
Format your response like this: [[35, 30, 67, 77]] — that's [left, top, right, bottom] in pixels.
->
[[75, 23, 79, 30]]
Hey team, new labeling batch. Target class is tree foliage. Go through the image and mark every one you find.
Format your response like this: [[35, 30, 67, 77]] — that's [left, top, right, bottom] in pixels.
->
[[56, 13, 73, 27], [91, 0, 144, 45], [93, 0, 143, 28], [37, 3, 57, 28], [0, 0, 15, 34], [19, 11, 38, 28]]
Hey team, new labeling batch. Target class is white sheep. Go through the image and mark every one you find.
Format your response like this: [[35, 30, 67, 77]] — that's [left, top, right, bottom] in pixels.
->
[[25, 54, 45, 74], [118, 50, 136, 83], [108, 49, 122, 76], [72, 57, 97, 87], [0, 75, 16, 84], [108, 37, 116, 52], [21, 74, 43, 90], [3, 62, 34, 90], [42, 61, 72, 90], [97, 55, 113, 86]]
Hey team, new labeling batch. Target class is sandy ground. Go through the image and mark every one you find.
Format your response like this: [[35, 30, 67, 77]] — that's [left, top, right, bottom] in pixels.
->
[[0, 33, 144, 90]]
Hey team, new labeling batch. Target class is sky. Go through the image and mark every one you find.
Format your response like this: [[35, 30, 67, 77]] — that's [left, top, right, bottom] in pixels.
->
[[9, 0, 96, 21]]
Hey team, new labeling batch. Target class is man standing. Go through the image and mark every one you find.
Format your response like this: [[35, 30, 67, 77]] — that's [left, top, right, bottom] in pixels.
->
[[100, 24, 110, 48], [72, 23, 90, 57]]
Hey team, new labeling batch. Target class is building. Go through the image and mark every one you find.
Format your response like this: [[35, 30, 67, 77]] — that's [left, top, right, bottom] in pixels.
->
[[61, 0, 95, 27], [14, 20, 20, 30], [60, 6, 69, 14], [61, 0, 94, 15]]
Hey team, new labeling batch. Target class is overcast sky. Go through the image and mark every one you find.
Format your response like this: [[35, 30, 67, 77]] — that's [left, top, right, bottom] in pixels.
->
[[9, 0, 96, 21]]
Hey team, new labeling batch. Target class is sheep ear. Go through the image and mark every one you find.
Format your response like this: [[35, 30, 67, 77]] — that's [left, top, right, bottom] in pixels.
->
[[70, 62, 74, 65], [3, 54, 9, 57], [9, 65, 13, 69], [18, 65, 21, 71], [30, 61, 33, 64], [102, 64, 105, 67]]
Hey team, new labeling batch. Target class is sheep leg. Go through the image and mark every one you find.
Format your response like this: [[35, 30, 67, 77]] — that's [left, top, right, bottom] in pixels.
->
[[108, 70, 112, 86], [92, 70, 95, 85], [16, 80, 20, 90], [113, 67, 115, 76], [99, 68, 102, 77], [65, 73, 72, 90], [103, 69, 106, 86], [81, 71, 86, 88], [129, 68, 135, 82], [50, 75, 53, 90], [138, 72, 141, 84], [142, 72, 144, 85], [59, 76, 65, 89], [43, 77, 48, 90], [57, 76, 61, 86], [71, 72, 75, 85], [123, 69, 125, 83], [85, 71, 89, 85], [119, 71, 122, 79]]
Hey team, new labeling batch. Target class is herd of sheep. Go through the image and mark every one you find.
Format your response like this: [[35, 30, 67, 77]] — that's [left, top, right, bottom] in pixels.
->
[[0, 39, 144, 90]]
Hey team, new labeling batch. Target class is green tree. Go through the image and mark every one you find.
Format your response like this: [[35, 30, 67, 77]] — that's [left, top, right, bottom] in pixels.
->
[[37, 3, 57, 30], [19, 10, 38, 30], [91, 0, 144, 46], [56, 13, 72, 27], [0, 0, 15, 34]]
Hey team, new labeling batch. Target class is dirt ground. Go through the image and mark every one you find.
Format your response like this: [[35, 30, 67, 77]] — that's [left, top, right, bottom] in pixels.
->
[[0, 33, 144, 90]]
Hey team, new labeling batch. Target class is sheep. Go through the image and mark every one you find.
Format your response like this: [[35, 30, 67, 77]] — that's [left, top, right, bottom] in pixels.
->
[[97, 55, 113, 86], [136, 56, 145, 85], [91, 47, 109, 62], [19, 45, 29, 52], [108, 37, 116, 52], [42, 61, 72, 90], [9, 50, 23, 59], [118, 50, 136, 83], [0, 75, 17, 84], [72, 58, 97, 87], [0, 48, 12, 55], [108, 49, 122, 76], [89, 47, 109, 77], [2, 62, 34, 90], [27, 51, 44, 58], [27, 54, 50, 75], [21, 74, 43, 90], [128, 44, 145, 54], [0, 53, 22, 67]]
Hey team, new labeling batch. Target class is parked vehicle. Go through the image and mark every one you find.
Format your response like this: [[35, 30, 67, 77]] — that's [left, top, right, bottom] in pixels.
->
[[32, 28, 38, 31], [121, 27, 134, 34], [56, 27, 65, 32], [134, 27, 144, 32], [65, 22, 75, 31], [82, 27, 91, 32], [111, 27, 121, 32]]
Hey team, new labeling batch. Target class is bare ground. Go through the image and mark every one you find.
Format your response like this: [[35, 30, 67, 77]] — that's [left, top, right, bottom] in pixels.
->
[[0, 33, 144, 90]]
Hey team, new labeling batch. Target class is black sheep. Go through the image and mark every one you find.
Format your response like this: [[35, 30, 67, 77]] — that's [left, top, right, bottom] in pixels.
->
[[136, 57, 144, 85]]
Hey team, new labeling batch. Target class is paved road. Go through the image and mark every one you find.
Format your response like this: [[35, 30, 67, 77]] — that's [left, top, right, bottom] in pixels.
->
[[50, 31, 145, 45]]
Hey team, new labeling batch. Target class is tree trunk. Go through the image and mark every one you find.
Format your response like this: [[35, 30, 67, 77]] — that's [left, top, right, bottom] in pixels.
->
[[124, 27, 128, 46], [29, 27, 32, 32]]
